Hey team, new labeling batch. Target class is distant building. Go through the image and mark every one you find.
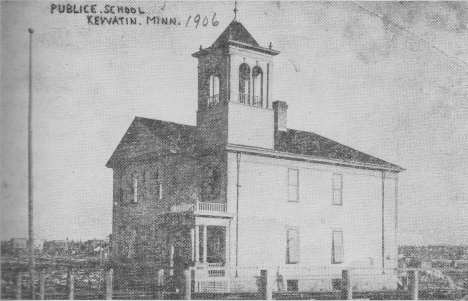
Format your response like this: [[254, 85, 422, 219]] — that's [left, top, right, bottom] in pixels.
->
[[11, 238, 27, 249], [107, 18, 404, 292], [34, 239, 45, 251], [43, 240, 69, 256]]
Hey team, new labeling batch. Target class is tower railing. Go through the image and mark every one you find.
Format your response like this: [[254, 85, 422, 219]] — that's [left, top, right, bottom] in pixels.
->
[[207, 94, 220, 108], [238, 93, 249, 105], [252, 96, 262, 107]]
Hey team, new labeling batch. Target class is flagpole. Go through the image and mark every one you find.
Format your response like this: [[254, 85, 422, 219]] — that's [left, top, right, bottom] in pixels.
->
[[28, 27, 36, 299]]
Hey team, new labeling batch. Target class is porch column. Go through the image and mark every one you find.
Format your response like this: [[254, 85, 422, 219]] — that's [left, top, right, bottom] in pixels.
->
[[203, 225, 208, 264], [190, 229, 195, 262], [195, 226, 200, 263], [225, 225, 230, 266]]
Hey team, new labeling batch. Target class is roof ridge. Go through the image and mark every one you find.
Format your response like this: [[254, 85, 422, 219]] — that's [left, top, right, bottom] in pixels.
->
[[134, 116, 195, 128]]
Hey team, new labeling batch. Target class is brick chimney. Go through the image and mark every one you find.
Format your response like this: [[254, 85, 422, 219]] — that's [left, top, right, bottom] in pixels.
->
[[273, 101, 288, 132]]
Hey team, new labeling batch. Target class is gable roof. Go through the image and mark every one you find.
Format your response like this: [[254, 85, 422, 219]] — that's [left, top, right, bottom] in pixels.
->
[[107, 117, 403, 172], [275, 129, 404, 171], [106, 117, 196, 168], [192, 20, 280, 57]]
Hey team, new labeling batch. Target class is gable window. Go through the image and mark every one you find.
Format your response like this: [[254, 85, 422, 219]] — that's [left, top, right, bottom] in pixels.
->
[[132, 175, 138, 203], [252, 66, 263, 107], [208, 75, 220, 107], [288, 169, 299, 202], [239, 63, 250, 104], [286, 228, 300, 264], [119, 173, 125, 202], [332, 230, 344, 264], [333, 173, 343, 205]]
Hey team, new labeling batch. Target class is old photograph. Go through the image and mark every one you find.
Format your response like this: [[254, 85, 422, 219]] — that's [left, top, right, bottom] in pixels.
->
[[1, 1, 467, 300]]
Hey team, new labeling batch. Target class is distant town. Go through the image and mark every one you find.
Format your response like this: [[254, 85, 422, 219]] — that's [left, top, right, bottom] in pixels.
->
[[1, 237, 110, 263]]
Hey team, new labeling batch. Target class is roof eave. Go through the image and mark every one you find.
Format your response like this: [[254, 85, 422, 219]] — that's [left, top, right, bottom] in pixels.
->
[[192, 40, 280, 58], [226, 143, 405, 173]]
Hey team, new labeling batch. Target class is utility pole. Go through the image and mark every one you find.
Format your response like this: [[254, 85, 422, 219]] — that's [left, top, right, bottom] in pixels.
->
[[28, 27, 36, 299]]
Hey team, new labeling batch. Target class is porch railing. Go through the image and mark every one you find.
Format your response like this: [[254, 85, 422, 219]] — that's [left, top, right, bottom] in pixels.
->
[[170, 202, 226, 213], [197, 202, 226, 212]]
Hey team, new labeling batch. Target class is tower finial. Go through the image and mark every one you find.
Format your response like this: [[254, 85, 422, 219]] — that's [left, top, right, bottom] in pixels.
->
[[233, 1, 238, 21]]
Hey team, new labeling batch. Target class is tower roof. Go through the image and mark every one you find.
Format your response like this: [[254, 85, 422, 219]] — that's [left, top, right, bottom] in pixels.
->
[[192, 20, 280, 57], [212, 20, 260, 48]]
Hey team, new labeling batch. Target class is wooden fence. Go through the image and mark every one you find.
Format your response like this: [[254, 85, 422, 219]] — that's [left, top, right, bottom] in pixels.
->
[[2, 264, 467, 300]]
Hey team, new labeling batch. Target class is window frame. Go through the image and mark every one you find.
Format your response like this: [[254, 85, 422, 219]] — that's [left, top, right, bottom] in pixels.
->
[[119, 172, 125, 203], [332, 173, 343, 205], [287, 168, 299, 202], [286, 227, 300, 264], [132, 174, 138, 203], [331, 229, 344, 264], [154, 170, 162, 200], [209, 74, 220, 97]]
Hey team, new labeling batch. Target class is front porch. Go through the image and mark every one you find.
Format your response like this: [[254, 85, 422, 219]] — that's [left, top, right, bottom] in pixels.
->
[[165, 203, 233, 267]]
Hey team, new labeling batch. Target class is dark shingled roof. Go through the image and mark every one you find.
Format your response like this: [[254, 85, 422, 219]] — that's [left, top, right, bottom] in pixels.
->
[[136, 117, 195, 142], [108, 117, 403, 171], [192, 20, 280, 57], [275, 129, 403, 171], [211, 20, 260, 49], [106, 117, 196, 167]]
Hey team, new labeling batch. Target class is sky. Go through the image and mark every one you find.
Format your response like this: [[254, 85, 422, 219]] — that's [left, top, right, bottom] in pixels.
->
[[1, 1, 467, 245]]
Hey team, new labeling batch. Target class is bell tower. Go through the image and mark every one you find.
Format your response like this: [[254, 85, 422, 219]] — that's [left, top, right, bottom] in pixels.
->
[[192, 18, 280, 150]]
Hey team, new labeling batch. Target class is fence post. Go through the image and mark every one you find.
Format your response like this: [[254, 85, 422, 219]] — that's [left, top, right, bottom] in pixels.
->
[[408, 269, 419, 300], [260, 269, 272, 300], [105, 268, 113, 300], [341, 269, 352, 300], [39, 269, 45, 300], [68, 268, 75, 300], [16, 270, 22, 300], [184, 269, 191, 300]]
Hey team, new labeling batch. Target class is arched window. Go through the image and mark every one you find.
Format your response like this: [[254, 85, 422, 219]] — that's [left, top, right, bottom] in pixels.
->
[[239, 63, 250, 104], [208, 75, 220, 107], [252, 66, 263, 107]]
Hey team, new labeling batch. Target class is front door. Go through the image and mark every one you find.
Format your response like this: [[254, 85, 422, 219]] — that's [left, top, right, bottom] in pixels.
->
[[194, 225, 227, 266]]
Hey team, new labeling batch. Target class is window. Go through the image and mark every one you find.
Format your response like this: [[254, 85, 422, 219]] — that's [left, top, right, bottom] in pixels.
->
[[154, 171, 162, 200], [287, 280, 299, 292], [288, 169, 299, 202], [132, 175, 138, 203], [286, 228, 300, 264], [333, 173, 343, 205], [119, 173, 125, 202], [332, 230, 344, 264], [208, 75, 220, 106], [252, 66, 263, 107], [202, 167, 221, 202], [239, 63, 250, 104], [209, 75, 220, 97]]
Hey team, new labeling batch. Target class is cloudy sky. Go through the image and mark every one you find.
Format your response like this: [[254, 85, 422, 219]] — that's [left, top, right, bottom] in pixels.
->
[[1, 1, 467, 245]]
